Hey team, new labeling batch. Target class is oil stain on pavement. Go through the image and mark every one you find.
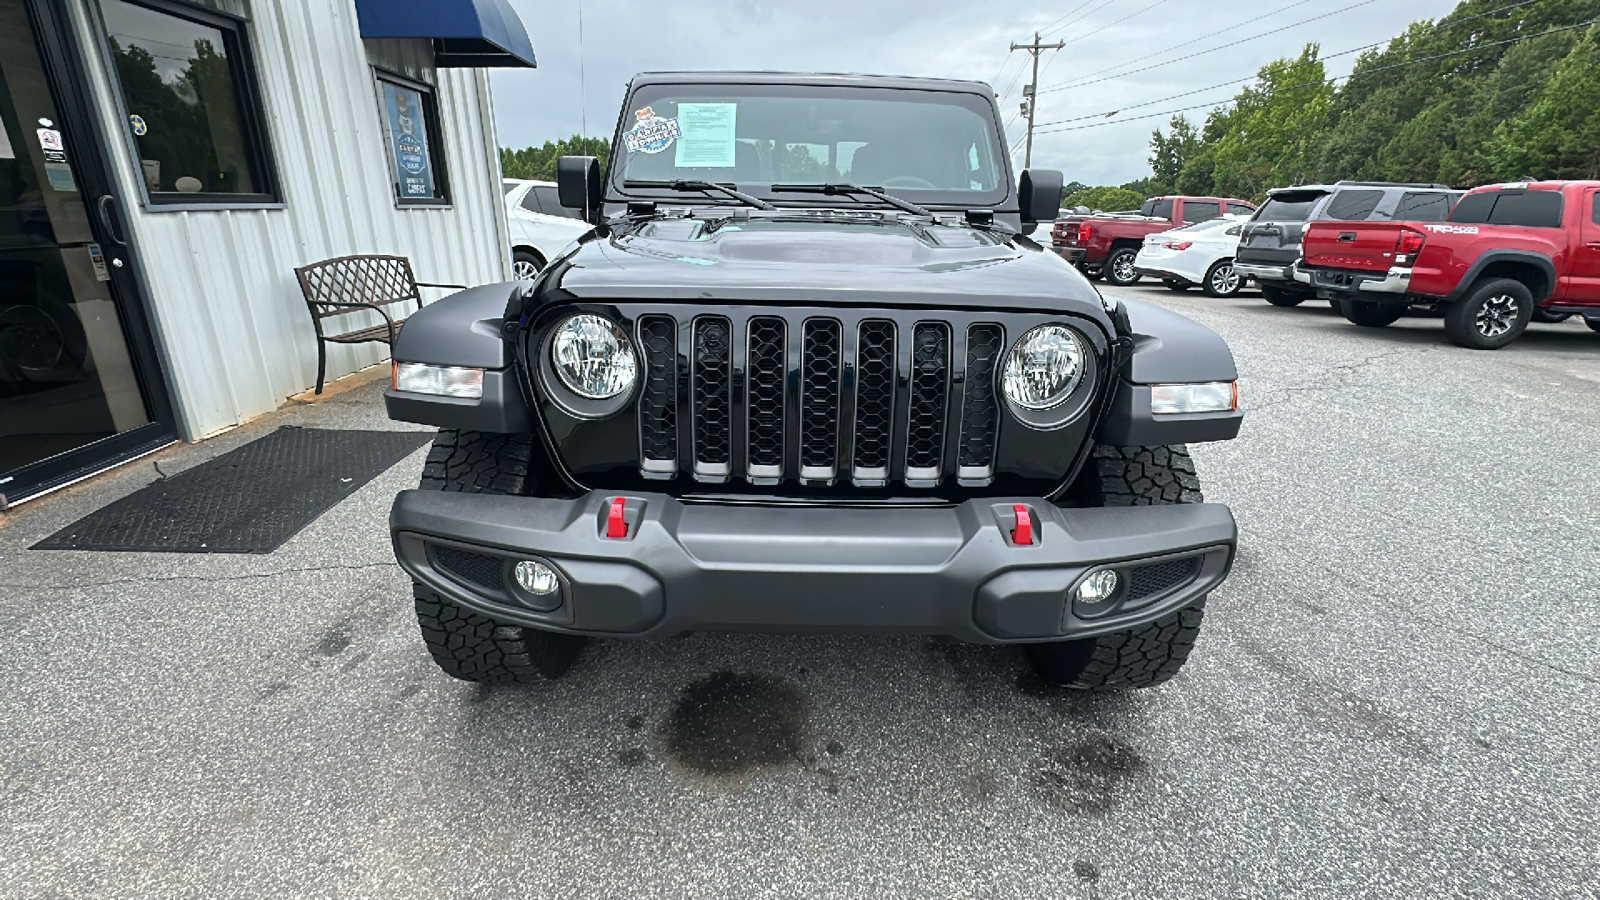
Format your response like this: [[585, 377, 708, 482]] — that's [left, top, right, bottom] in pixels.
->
[[662, 670, 806, 778], [1034, 733, 1149, 814]]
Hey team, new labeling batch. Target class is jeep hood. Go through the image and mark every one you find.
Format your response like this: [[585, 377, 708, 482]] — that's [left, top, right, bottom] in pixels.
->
[[549, 214, 1106, 315]]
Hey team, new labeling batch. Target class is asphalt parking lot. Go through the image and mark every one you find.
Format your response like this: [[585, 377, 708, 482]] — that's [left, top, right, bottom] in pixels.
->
[[2, 285, 1597, 899]]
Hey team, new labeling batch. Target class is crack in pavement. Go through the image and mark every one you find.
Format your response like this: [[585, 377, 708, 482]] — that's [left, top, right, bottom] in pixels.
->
[[0, 561, 401, 592], [1243, 345, 1435, 412]]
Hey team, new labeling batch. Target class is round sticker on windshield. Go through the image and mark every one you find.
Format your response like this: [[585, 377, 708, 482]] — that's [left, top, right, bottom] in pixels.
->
[[623, 106, 681, 154]]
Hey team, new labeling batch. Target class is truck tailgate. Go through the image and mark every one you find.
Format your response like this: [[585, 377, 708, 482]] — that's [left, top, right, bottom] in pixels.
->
[[1302, 222, 1407, 271]]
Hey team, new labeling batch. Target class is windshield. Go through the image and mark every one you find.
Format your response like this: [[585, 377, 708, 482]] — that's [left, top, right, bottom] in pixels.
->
[[1255, 192, 1326, 222], [612, 83, 1009, 207]]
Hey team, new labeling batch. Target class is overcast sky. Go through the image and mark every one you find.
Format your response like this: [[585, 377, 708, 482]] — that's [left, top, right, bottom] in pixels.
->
[[493, 0, 1462, 186]]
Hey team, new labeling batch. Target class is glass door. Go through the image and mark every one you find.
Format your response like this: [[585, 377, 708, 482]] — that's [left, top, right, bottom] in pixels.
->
[[0, 0, 174, 507]]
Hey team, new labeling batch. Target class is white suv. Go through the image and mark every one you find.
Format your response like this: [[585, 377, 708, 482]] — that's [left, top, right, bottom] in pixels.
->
[[502, 179, 591, 278]]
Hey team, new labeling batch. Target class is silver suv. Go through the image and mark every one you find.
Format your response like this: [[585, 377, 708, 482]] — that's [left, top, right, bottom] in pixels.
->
[[1233, 181, 1463, 308]]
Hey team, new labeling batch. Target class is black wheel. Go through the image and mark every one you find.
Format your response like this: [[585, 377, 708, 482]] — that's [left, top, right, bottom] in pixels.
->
[[512, 249, 546, 280], [1443, 278, 1533, 350], [1585, 317, 1600, 333], [413, 430, 586, 683], [1261, 286, 1306, 307], [1103, 248, 1141, 286], [1339, 298, 1405, 328], [1030, 445, 1207, 691], [1531, 309, 1571, 325], [1202, 260, 1243, 298], [1163, 278, 1191, 292]]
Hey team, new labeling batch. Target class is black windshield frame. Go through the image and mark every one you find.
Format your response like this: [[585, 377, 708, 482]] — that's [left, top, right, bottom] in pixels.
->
[[606, 81, 1015, 212]]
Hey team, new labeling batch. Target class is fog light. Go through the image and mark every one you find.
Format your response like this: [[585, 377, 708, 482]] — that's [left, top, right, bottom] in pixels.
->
[[1076, 570, 1120, 604], [514, 560, 560, 595]]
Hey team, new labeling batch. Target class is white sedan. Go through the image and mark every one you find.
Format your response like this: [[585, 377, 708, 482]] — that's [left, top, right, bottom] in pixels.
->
[[503, 179, 592, 278], [1132, 215, 1250, 297]]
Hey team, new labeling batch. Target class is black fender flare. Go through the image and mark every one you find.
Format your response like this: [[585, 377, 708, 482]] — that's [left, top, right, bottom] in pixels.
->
[[384, 282, 534, 433], [1445, 250, 1556, 304], [1094, 298, 1243, 446]]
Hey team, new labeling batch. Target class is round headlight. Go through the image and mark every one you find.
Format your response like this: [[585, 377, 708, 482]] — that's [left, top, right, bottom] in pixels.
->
[[551, 314, 637, 399], [1002, 325, 1085, 410]]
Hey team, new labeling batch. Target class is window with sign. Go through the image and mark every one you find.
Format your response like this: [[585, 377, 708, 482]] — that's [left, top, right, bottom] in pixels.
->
[[375, 72, 448, 206], [99, 0, 278, 205]]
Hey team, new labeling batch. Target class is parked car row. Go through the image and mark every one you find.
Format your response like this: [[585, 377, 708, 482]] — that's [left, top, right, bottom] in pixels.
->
[[1053, 179, 1600, 349]]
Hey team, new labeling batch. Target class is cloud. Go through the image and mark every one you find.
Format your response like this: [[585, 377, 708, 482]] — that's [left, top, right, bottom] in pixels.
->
[[495, 0, 1461, 185]]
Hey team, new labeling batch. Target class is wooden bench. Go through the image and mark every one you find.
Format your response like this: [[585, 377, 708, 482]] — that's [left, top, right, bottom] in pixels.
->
[[295, 255, 464, 394]]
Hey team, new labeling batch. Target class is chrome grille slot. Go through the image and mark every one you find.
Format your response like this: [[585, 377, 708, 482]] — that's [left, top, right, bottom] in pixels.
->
[[799, 319, 842, 481], [905, 322, 951, 487], [745, 316, 786, 483], [637, 315, 678, 476], [852, 320, 896, 486], [692, 316, 732, 481], [958, 323, 1003, 484]]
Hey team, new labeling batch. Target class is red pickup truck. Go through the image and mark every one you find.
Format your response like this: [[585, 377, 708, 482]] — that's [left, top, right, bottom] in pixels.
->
[[1053, 195, 1257, 286], [1298, 180, 1600, 348]]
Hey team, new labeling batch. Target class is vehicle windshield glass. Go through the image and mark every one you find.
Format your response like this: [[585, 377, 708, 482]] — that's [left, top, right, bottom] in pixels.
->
[[1255, 192, 1325, 222], [613, 83, 1008, 207]]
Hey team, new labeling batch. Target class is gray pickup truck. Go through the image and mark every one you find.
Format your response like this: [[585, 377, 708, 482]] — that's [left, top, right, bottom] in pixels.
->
[[382, 71, 1245, 692]]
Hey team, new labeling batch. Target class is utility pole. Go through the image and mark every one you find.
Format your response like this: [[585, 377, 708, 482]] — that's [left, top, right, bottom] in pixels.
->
[[1009, 31, 1064, 169]]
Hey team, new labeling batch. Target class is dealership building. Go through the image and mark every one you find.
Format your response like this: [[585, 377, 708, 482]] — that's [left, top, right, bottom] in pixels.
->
[[0, 0, 532, 506]]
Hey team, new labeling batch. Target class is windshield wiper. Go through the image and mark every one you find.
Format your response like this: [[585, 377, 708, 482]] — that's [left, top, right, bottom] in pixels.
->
[[769, 182, 934, 217], [623, 179, 775, 210]]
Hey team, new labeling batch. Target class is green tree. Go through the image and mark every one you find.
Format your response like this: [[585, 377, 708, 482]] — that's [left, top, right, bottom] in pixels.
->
[[500, 135, 611, 182], [1487, 24, 1600, 179], [1196, 46, 1334, 198], [1063, 185, 1145, 212], [1147, 115, 1199, 194]]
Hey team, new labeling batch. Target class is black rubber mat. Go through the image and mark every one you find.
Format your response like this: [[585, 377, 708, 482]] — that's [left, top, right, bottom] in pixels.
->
[[33, 427, 431, 553]]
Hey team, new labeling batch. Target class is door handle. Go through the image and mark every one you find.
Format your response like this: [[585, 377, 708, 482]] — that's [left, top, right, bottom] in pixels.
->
[[96, 194, 127, 247], [1587, 241, 1600, 250]]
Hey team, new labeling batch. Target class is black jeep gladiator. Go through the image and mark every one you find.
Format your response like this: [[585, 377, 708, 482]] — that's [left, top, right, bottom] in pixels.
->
[[384, 72, 1244, 691]]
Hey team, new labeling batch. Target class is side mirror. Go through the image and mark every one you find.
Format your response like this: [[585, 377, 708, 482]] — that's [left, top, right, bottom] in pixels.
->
[[556, 155, 603, 223], [1018, 168, 1064, 235]]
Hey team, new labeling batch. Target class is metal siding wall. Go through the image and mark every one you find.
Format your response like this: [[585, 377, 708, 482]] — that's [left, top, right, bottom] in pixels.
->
[[65, 0, 513, 440]]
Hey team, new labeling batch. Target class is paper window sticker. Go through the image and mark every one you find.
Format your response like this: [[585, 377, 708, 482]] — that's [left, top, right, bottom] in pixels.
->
[[623, 106, 681, 154], [673, 103, 737, 168], [37, 128, 63, 151], [44, 162, 77, 192]]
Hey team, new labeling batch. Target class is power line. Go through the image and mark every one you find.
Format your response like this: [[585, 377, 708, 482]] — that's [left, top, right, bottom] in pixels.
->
[[1037, 0, 1097, 38], [1055, 0, 1173, 50], [1032, 14, 1600, 135], [1040, 0, 1380, 94], [1055, 0, 1318, 91], [1032, 0, 1557, 132]]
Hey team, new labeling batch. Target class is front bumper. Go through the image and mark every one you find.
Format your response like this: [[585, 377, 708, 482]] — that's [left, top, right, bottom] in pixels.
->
[[1293, 263, 1412, 294], [392, 490, 1236, 644], [1232, 261, 1295, 285]]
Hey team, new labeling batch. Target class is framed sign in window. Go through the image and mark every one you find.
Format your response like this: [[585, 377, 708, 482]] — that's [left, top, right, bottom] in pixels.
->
[[376, 72, 449, 206]]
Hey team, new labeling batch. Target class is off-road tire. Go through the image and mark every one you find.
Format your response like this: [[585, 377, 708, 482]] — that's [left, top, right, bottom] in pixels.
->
[[413, 429, 586, 682], [1202, 259, 1243, 298], [1025, 600, 1207, 690], [1340, 298, 1405, 328], [1103, 247, 1141, 286], [1261, 286, 1306, 307], [1032, 444, 1208, 690], [1444, 277, 1533, 350]]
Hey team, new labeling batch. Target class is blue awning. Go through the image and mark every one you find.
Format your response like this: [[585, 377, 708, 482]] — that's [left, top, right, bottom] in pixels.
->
[[354, 0, 537, 68]]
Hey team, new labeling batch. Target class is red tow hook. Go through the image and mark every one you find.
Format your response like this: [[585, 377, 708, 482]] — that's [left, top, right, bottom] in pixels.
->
[[1010, 503, 1033, 546], [606, 497, 628, 538]]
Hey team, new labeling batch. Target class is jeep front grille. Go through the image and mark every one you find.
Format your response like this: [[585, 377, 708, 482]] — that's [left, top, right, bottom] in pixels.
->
[[633, 311, 1006, 489]]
